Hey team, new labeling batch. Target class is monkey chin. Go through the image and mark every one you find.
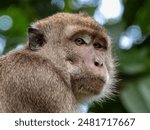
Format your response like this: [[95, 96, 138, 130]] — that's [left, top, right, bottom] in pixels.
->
[[71, 75, 106, 103]]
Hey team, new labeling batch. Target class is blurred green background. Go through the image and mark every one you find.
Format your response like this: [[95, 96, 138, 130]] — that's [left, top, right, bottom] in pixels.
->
[[0, 0, 150, 112]]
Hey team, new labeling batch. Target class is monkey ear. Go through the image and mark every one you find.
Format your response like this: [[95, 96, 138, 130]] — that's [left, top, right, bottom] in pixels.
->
[[28, 27, 46, 51]]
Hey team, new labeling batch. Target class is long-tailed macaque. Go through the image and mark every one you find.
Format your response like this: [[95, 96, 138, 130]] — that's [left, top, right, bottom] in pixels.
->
[[0, 13, 116, 112]]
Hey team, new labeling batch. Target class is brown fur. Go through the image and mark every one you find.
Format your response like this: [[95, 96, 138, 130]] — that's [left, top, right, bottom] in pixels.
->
[[0, 13, 116, 112]]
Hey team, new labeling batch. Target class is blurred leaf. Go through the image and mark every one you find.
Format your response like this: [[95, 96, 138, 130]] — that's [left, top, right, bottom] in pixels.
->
[[123, 0, 150, 34], [123, 0, 146, 26], [121, 77, 150, 112], [118, 48, 149, 75], [138, 78, 150, 110], [135, 0, 150, 33], [79, 6, 96, 16], [63, 0, 75, 12], [88, 97, 127, 113], [29, 0, 58, 18]]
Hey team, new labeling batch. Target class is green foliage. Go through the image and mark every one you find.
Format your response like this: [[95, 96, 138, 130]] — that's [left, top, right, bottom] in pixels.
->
[[121, 76, 150, 112], [0, 0, 149, 112], [0, 7, 29, 52]]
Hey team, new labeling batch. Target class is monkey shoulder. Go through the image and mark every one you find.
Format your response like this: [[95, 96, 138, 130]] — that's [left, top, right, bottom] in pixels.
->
[[0, 49, 57, 85]]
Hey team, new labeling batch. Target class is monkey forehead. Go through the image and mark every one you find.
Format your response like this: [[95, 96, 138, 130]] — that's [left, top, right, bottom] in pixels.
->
[[64, 25, 92, 38]]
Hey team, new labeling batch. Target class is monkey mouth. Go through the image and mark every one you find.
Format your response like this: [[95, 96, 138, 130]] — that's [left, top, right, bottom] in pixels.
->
[[72, 75, 106, 95], [73, 75, 106, 84]]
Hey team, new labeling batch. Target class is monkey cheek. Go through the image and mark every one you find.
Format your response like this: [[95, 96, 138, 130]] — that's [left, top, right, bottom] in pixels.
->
[[66, 61, 83, 76]]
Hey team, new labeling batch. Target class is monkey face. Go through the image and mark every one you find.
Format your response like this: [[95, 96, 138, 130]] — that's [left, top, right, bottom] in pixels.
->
[[64, 25, 116, 102], [30, 13, 116, 103]]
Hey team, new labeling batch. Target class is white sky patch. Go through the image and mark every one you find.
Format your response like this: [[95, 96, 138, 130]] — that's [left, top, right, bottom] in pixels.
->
[[100, 0, 124, 19], [94, 0, 124, 25], [0, 35, 6, 54], [16, 44, 24, 50], [93, 8, 106, 25]]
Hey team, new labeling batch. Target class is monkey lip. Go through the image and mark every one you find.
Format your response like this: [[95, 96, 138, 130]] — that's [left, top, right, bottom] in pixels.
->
[[74, 75, 106, 84]]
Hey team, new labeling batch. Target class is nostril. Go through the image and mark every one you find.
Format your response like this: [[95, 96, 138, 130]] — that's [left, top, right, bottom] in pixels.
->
[[94, 61, 99, 66], [100, 63, 103, 67]]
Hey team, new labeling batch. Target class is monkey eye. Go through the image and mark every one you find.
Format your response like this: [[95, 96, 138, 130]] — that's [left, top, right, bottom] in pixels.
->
[[75, 38, 85, 46], [93, 42, 106, 49]]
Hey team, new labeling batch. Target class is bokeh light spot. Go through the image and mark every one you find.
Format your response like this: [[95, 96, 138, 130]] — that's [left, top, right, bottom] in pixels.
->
[[51, 0, 65, 9], [0, 15, 13, 31], [119, 25, 142, 50], [94, 0, 124, 25]]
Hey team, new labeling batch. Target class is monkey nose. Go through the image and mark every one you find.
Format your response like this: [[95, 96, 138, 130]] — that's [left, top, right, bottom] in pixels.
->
[[94, 61, 103, 67], [94, 61, 99, 66]]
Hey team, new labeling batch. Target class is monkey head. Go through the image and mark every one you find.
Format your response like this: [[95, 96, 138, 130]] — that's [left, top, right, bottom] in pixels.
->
[[28, 13, 116, 104]]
